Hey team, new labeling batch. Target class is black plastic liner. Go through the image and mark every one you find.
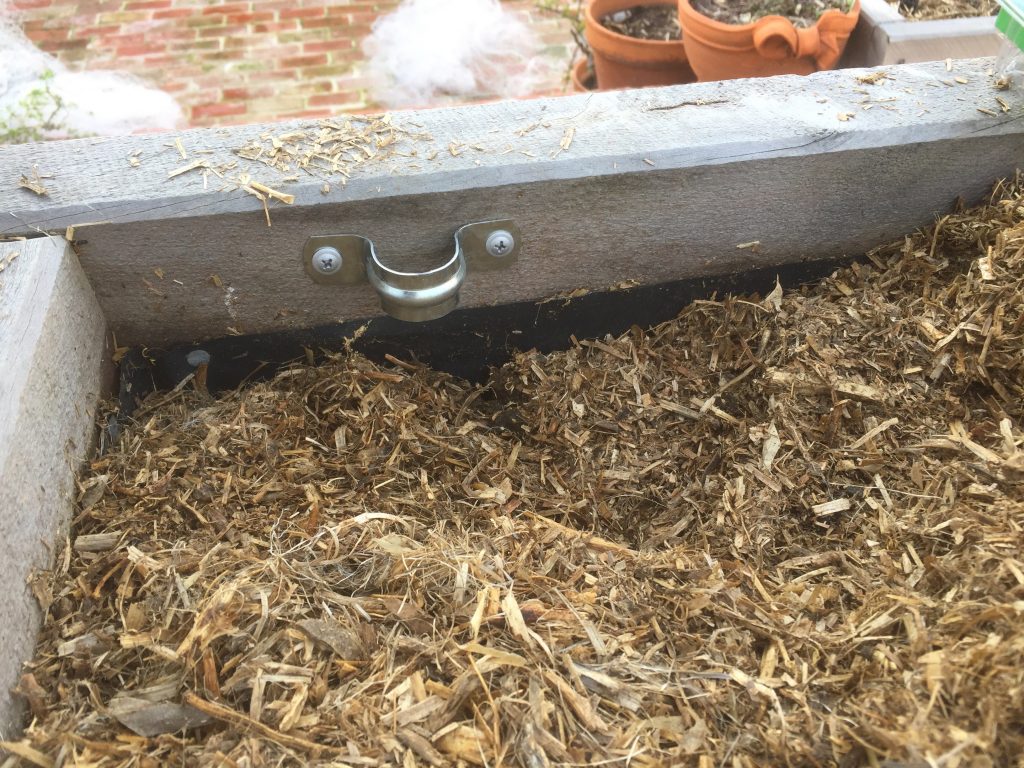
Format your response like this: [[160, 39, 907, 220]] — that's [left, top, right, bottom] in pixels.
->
[[118, 257, 848, 416]]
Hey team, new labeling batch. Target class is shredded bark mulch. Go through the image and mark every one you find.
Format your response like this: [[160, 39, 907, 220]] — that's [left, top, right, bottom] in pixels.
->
[[2, 178, 1023, 767], [901, 0, 998, 20]]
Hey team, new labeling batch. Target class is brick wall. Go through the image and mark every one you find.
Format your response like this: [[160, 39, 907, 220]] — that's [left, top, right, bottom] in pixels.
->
[[9, 0, 576, 128]]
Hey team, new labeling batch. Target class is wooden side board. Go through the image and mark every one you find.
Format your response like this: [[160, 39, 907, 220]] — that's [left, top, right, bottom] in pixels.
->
[[1, 58, 1022, 348], [843, 0, 1001, 67], [0, 237, 107, 736]]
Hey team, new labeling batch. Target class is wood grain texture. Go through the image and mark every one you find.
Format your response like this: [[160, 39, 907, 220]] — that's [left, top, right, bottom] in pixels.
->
[[1, 58, 1022, 346], [0, 237, 107, 738]]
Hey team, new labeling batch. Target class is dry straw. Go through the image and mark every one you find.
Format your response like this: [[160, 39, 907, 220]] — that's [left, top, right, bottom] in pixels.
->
[[3, 178, 1022, 767]]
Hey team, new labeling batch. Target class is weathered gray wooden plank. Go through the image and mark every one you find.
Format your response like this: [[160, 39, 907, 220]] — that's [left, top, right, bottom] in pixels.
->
[[0, 237, 107, 737], [881, 19, 1002, 64], [1, 58, 1021, 346], [846, 0, 1001, 67]]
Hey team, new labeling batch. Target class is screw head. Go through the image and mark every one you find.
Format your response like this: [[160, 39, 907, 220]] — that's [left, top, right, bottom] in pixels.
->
[[485, 230, 515, 258], [312, 246, 343, 275], [185, 349, 210, 368]]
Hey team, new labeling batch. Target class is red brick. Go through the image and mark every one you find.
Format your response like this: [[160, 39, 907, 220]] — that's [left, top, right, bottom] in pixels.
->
[[298, 16, 337, 28], [198, 23, 247, 37], [302, 39, 344, 54], [252, 0, 302, 9], [334, 74, 374, 90], [227, 11, 274, 23], [205, 49, 252, 60], [279, 52, 327, 68], [280, 6, 324, 19], [186, 15, 226, 27], [116, 42, 167, 56], [96, 10, 147, 23], [19, 18, 52, 30], [144, 27, 199, 41], [328, 49, 359, 65], [76, 23, 122, 36], [327, 3, 385, 16], [307, 91, 360, 107], [298, 63, 351, 78], [100, 31, 149, 45], [252, 20, 298, 32], [191, 102, 248, 118], [141, 54, 181, 66], [167, 38, 222, 51], [23, 28, 70, 43], [250, 43, 301, 58], [151, 8, 194, 19], [185, 74, 225, 89], [202, 2, 250, 15], [123, 0, 172, 9]]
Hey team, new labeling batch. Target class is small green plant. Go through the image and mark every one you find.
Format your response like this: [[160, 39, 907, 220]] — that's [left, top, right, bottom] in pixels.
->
[[0, 70, 73, 145]]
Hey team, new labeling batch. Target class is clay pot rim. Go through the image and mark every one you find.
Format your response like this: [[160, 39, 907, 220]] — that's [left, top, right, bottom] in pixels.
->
[[585, 0, 687, 50], [678, 0, 860, 33], [571, 57, 596, 91]]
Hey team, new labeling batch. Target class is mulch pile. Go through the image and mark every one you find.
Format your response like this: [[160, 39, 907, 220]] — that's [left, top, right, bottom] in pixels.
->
[[905, 0, 998, 20], [2, 178, 1023, 767]]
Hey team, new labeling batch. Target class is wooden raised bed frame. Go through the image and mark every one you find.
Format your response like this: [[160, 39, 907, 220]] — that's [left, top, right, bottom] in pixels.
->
[[843, 0, 1002, 66], [1, 56, 1022, 735]]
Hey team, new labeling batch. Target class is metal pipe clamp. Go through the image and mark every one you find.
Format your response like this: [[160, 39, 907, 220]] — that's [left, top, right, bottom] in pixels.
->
[[302, 220, 520, 322]]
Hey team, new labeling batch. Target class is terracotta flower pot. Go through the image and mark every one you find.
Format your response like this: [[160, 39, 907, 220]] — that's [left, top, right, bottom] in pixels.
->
[[571, 57, 597, 91], [584, 0, 696, 89], [677, 0, 860, 81]]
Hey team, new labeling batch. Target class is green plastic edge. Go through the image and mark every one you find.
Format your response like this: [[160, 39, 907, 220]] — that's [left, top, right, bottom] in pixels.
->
[[997, 7, 1024, 52]]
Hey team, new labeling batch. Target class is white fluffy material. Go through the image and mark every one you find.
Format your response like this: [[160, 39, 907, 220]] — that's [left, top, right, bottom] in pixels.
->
[[363, 0, 554, 108], [0, 19, 182, 140]]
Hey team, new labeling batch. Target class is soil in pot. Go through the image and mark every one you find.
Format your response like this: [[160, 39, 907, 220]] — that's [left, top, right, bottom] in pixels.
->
[[584, 0, 695, 89], [600, 4, 683, 38], [678, 0, 860, 80], [690, 0, 854, 27]]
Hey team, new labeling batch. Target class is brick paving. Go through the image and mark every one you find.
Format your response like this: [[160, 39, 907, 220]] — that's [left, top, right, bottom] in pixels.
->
[[8, 0, 577, 128]]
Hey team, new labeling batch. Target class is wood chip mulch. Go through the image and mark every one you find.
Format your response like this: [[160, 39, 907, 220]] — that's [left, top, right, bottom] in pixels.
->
[[904, 0, 997, 20], [3, 178, 1023, 768]]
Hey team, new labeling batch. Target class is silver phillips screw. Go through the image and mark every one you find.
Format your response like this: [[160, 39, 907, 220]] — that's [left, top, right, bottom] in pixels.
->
[[312, 246, 343, 275], [485, 230, 514, 257]]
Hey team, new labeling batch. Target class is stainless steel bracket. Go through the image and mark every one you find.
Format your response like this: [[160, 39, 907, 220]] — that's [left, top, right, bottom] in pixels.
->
[[302, 219, 520, 322]]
